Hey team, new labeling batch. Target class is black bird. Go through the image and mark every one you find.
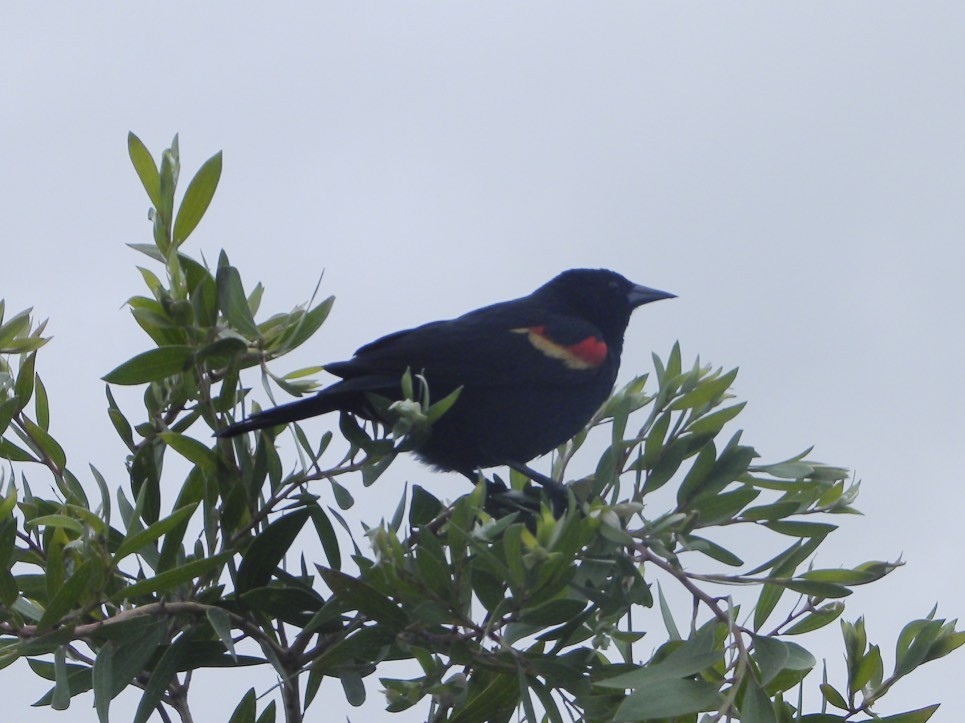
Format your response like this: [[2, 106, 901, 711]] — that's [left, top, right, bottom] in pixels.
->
[[217, 269, 674, 493]]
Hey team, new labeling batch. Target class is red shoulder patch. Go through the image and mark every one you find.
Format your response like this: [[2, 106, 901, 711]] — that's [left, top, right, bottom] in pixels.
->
[[512, 326, 608, 370], [564, 334, 608, 367]]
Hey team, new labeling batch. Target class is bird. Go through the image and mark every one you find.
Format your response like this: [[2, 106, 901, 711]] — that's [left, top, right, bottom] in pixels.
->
[[217, 268, 674, 498]]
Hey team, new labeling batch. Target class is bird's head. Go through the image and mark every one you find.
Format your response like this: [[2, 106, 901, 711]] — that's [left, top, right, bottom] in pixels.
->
[[540, 268, 675, 346]]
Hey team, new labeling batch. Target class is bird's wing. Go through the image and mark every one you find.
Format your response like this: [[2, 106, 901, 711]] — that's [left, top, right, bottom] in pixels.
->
[[326, 306, 613, 388]]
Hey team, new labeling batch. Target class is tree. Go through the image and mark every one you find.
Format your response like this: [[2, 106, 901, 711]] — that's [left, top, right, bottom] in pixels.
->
[[0, 135, 960, 723]]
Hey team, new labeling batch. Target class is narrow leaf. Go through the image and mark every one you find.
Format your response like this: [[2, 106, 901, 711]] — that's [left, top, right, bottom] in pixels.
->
[[128, 132, 162, 209], [316, 566, 408, 630], [216, 260, 259, 338], [159, 432, 218, 473], [207, 608, 237, 659], [114, 504, 199, 562], [93, 642, 114, 723], [237, 509, 310, 592], [103, 346, 195, 385], [131, 633, 194, 723], [39, 561, 93, 630], [173, 151, 222, 245], [111, 552, 232, 602]]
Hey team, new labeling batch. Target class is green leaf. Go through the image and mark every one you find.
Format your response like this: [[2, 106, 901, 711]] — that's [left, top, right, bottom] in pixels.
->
[[0, 485, 17, 519], [229, 689, 257, 723], [657, 582, 682, 640], [740, 676, 778, 723], [690, 487, 759, 525], [0, 308, 32, 350], [0, 336, 47, 353], [93, 642, 114, 723], [194, 337, 248, 367], [447, 672, 518, 723], [103, 346, 195, 385], [599, 625, 721, 688], [111, 552, 232, 602], [681, 534, 743, 566], [51, 646, 72, 710], [340, 668, 366, 706], [644, 432, 710, 494], [101, 618, 165, 696], [781, 579, 852, 598], [895, 618, 944, 676], [237, 508, 310, 592], [502, 524, 526, 591], [316, 566, 408, 630], [25, 514, 85, 533], [0, 398, 20, 437], [105, 387, 134, 451], [669, 367, 738, 410], [114, 504, 199, 562], [472, 569, 507, 613], [615, 678, 723, 720], [18, 627, 75, 657], [329, 478, 354, 510], [413, 527, 451, 599], [30, 660, 92, 708], [277, 295, 335, 353], [874, 705, 941, 722], [665, 342, 682, 381], [207, 608, 237, 660], [256, 700, 277, 723], [764, 520, 837, 538], [309, 505, 341, 571], [851, 643, 883, 693], [128, 132, 162, 210], [762, 459, 815, 480], [39, 561, 93, 630], [820, 682, 849, 710], [675, 441, 716, 505], [425, 385, 463, 424], [689, 402, 746, 436], [753, 635, 791, 685], [158, 138, 179, 219], [754, 583, 785, 631], [159, 432, 218, 473], [767, 650, 817, 695], [34, 375, 49, 429], [173, 151, 222, 245], [14, 351, 37, 406], [409, 485, 443, 528], [924, 628, 965, 663], [21, 417, 66, 470], [643, 410, 671, 467], [519, 598, 587, 626], [217, 258, 260, 338], [801, 567, 884, 586], [132, 632, 194, 723], [361, 452, 394, 487], [746, 536, 823, 577], [786, 602, 845, 635], [742, 501, 805, 521]]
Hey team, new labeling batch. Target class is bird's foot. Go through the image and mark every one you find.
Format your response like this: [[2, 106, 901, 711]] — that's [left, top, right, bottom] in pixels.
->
[[504, 462, 569, 517]]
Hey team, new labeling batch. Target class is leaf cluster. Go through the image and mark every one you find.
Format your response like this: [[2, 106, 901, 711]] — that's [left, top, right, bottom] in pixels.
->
[[0, 136, 960, 723]]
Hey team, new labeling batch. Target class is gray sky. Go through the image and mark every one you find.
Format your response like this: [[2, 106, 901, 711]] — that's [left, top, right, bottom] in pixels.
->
[[2, 3, 963, 721]]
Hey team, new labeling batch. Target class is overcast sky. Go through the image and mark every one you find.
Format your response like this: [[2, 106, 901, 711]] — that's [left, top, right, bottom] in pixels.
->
[[2, 3, 963, 721]]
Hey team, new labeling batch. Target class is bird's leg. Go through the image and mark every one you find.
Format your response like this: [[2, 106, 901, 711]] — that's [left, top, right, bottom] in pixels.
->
[[505, 461, 568, 516]]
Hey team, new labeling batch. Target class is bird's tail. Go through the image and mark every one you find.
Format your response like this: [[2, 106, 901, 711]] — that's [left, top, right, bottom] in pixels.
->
[[215, 394, 342, 438]]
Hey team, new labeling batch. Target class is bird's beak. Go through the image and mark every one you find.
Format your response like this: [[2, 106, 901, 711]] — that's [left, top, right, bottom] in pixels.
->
[[627, 284, 676, 308]]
